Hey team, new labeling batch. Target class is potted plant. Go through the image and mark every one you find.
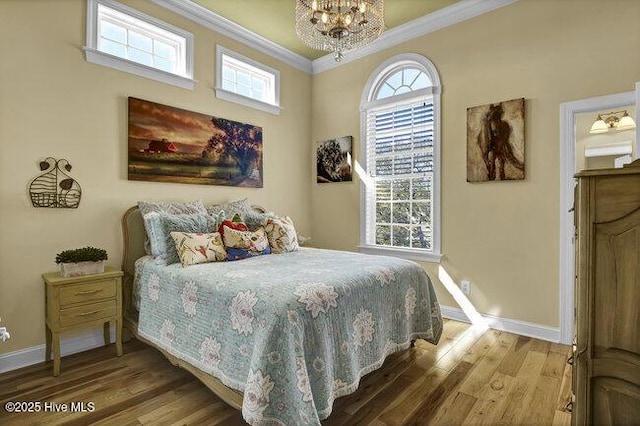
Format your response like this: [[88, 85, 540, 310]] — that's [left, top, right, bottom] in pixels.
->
[[55, 246, 108, 277]]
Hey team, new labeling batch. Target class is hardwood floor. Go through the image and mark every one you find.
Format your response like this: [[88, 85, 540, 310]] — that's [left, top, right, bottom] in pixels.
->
[[0, 319, 573, 425]]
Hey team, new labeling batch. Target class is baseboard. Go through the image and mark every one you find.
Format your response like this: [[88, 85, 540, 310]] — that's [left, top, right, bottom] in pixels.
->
[[440, 305, 560, 343], [0, 324, 116, 374], [1, 308, 560, 374]]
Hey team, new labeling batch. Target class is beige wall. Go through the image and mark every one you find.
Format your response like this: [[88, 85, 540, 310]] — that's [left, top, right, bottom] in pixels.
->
[[575, 106, 636, 171], [0, 0, 312, 354], [2, 0, 639, 357], [310, 0, 640, 327]]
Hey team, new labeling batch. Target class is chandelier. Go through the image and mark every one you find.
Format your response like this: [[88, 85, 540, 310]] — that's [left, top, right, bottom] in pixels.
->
[[295, 0, 385, 62]]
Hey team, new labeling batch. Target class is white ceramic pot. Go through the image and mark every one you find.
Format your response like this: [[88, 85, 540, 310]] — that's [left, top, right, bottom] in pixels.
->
[[59, 260, 106, 277]]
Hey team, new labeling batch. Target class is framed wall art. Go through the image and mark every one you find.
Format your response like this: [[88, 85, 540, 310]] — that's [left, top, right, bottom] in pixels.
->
[[467, 97, 525, 182], [128, 97, 263, 188], [316, 135, 353, 183]]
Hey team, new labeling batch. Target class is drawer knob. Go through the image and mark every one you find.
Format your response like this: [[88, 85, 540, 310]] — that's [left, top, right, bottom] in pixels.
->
[[75, 289, 102, 295]]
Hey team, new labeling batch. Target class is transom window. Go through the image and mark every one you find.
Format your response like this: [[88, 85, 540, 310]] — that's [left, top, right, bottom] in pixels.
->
[[215, 45, 281, 115], [360, 55, 441, 262], [97, 6, 185, 75], [221, 55, 273, 105], [84, 0, 195, 89], [374, 68, 431, 100]]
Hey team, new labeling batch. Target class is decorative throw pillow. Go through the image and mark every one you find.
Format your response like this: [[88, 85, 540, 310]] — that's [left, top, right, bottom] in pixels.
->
[[170, 232, 227, 267], [210, 210, 226, 230], [139, 200, 207, 255], [218, 220, 248, 240], [243, 210, 276, 231], [143, 212, 168, 259], [227, 247, 271, 261], [223, 225, 269, 252], [138, 199, 206, 217], [207, 198, 252, 218], [263, 216, 299, 254], [160, 213, 214, 264]]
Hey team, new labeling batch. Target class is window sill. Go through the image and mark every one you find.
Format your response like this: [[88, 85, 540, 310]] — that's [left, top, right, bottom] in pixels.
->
[[214, 87, 282, 116], [83, 47, 196, 90], [358, 245, 442, 263]]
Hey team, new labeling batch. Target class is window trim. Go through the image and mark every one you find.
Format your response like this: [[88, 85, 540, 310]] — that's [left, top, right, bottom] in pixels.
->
[[84, 0, 195, 90], [215, 45, 282, 116], [359, 53, 442, 263]]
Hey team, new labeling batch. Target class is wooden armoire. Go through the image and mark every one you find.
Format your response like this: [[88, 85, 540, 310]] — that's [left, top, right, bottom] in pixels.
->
[[573, 159, 640, 425]]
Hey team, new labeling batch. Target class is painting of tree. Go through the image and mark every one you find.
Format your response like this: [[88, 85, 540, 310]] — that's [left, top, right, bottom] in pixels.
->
[[208, 117, 262, 178], [128, 97, 263, 187]]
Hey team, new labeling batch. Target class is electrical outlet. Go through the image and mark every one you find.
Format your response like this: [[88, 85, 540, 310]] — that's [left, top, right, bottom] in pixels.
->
[[0, 327, 9, 342], [460, 280, 471, 296]]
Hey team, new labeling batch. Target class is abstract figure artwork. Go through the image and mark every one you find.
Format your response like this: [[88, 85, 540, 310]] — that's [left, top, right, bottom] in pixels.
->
[[317, 136, 353, 183], [29, 157, 82, 208], [128, 97, 263, 188], [467, 98, 525, 182]]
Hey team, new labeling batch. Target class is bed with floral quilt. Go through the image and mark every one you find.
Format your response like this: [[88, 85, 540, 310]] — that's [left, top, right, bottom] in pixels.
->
[[133, 247, 442, 425]]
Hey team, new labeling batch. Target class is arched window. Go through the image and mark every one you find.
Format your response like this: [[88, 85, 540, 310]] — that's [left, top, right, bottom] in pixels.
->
[[359, 54, 441, 261]]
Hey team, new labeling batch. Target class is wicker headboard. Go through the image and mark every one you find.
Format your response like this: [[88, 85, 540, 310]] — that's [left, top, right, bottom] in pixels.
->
[[120, 204, 266, 316]]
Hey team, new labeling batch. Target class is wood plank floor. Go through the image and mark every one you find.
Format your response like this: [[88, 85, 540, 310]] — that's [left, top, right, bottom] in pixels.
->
[[0, 319, 573, 425]]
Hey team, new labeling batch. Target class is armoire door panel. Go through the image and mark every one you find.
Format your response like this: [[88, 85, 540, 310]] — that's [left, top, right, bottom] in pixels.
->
[[595, 175, 640, 223], [592, 357, 640, 388], [593, 209, 640, 357], [591, 377, 640, 426]]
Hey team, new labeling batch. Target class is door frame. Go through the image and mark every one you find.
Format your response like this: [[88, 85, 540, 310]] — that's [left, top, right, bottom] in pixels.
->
[[558, 91, 635, 344]]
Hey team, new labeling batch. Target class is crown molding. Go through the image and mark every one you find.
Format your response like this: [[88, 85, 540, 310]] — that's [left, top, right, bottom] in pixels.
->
[[152, 0, 517, 76], [150, 0, 313, 74], [312, 0, 518, 74]]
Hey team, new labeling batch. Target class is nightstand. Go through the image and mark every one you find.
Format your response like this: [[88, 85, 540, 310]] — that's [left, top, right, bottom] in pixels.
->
[[43, 267, 123, 376]]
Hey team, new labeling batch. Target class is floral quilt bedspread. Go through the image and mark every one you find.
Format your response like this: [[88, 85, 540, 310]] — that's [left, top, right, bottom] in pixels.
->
[[136, 247, 442, 425]]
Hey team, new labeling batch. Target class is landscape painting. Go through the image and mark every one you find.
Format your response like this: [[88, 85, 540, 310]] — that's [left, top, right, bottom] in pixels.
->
[[316, 135, 353, 183], [128, 97, 263, 187], [467, 97, 525, 182]]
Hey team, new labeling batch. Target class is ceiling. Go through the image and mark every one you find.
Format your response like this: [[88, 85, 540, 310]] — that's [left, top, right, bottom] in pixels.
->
[[193, 0, 462, 60]]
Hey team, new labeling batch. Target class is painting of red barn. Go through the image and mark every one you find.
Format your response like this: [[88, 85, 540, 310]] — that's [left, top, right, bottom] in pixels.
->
[[128, 97, 263, 188]]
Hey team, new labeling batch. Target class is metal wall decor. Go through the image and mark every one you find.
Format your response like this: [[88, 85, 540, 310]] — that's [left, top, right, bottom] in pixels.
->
[[29, 157, 82, 208]]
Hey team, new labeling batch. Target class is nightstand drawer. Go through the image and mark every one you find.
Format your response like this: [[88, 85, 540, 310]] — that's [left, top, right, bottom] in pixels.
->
[[59, 300, 116, 327], [59, 279, 116, 306]]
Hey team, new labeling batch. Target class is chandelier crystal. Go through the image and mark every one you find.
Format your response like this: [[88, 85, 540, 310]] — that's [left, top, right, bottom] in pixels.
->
[[295, 0, 385, 61]]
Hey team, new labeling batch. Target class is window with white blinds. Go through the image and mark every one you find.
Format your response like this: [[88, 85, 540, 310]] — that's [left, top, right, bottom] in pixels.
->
[[365, 99, 434, 249], [360, 56, 441, 261]]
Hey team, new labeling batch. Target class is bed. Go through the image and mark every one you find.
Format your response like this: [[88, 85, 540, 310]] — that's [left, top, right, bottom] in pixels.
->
[[121, 205, 442, 425]]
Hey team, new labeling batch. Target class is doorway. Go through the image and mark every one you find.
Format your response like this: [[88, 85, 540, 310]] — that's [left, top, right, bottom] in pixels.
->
[[558, 91, 635, 344]]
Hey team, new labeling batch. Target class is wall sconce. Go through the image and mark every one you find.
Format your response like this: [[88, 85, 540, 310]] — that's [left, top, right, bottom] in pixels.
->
[[589, 110, 636, 134]]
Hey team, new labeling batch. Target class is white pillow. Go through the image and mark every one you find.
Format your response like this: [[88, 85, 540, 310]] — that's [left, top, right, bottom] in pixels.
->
[[207, 198, 252, 218], [263, 216, 299, 254]]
